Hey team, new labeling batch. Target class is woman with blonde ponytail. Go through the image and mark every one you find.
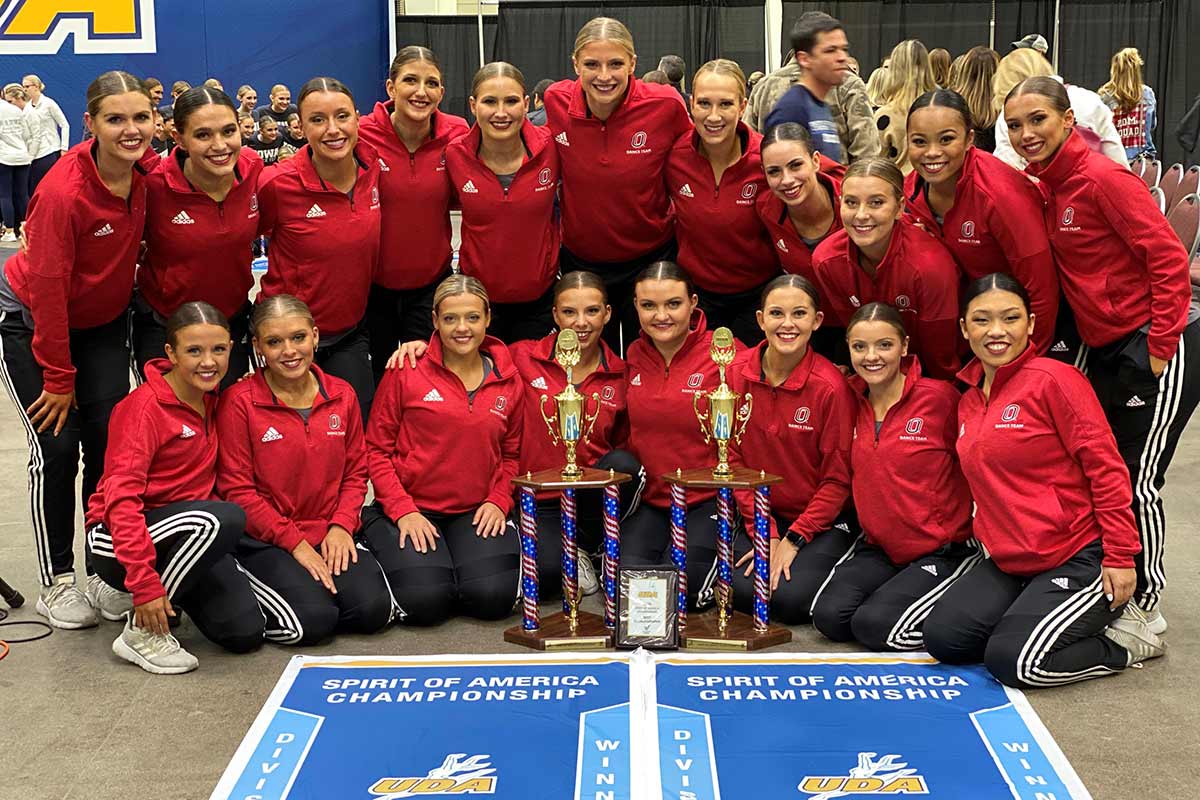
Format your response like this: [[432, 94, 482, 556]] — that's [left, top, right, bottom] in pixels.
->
[[1098, 48, 1157, 160]]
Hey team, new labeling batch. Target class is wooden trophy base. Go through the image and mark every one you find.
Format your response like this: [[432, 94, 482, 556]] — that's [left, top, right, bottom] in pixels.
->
[[504, 610, 613, 651], [681, 609, 792, 651]]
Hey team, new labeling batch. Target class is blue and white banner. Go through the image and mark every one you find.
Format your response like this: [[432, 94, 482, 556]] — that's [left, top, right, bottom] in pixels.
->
[[213, 651, 1091, 799]]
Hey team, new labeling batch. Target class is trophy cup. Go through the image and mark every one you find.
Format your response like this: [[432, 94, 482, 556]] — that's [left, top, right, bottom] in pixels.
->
[[503, 330, 631, 651], [662, 327, 792, 651]]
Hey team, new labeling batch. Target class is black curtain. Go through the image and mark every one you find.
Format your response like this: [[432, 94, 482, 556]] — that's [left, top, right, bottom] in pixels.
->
[[715, 0, 768, 77], [394, 15, 498, 121], [992, 0, 1055, 58], [1057, 0, 1200, 165]]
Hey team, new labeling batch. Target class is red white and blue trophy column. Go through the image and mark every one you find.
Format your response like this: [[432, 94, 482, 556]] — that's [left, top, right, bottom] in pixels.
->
[[504, 329, 631, 650]]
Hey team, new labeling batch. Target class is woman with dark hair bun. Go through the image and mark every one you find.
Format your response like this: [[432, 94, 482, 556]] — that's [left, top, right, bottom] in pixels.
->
[[133, 87, 263, 388], [257, 76, 382, 423], [359, 46, 470, 380], [924, 273, 1162, 688]]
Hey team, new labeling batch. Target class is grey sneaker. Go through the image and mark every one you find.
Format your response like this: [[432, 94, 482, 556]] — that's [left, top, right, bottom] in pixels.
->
[[86, 573, 133, 622], [577, 550, 599, 596], [1105, 604, 1166, 666], [1144, 608, 1167, 636], [36, 574, 99, 629], [112, 615, 198, 675]]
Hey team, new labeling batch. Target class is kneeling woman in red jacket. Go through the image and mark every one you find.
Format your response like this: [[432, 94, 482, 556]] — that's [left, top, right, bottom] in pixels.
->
[[217, 295, 393, 644], [725, 275, 858, 625], [811, 302, 980, 650], [925, 273, 1163, 688], [620, 262, 741, 607], [363, 275, 523, 624], [86, 302, 263, 674]]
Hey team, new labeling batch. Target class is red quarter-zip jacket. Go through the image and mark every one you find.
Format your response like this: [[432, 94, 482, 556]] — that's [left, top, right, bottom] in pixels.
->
[[509, 333, 627, 483], [216, 366, 366, 552], [358, 104, 469, 290], [544, 76, 692, 263], [84, 360, 218, 604], [367, 334, 524, 521], [756, 168, 843, 285], [445, 122, 560, 303], [5, 140, 148, 393], [904, 147, 1059, 354], [625, 310, 743, 507], [667, 124, 776, 293], [729, 342, 853, 540], [139, 147, 263, 320], [813, 219, 962, 380], [257, 143, 381, 333], [1025, 131, 1191, 361], [849, 357, 972, 564], [956, 346, 1140, 574]]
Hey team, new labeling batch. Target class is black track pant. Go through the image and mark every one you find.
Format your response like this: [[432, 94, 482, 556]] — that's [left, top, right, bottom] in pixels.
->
[[619, 498, 722, 610], [811, 539, 982, 650], [695, 281, 774, 347], [361, 505, 520, 625], [488, 287, 557, 344], [86, 500, 264, 653], [365, 277, 445, 385], [560, 239, 677, 357], [29, 152, 59, 195], [1081, 319, 1200, 612], [532, 449, 646, 600], [728, 517, 859, 625], [236, 536, 394, 645], [314, 323, 374, 424], [0, 310, 130, 585], [131, 297, 253, 390], [923, 541, 1128, 689]]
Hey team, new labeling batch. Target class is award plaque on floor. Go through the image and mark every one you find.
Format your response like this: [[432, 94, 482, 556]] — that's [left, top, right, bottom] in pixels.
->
[[615, 566, 679, 650]]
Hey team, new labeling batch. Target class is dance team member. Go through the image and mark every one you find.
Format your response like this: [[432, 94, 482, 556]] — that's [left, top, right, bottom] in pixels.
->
[[134, 87, 262, 387], [544, 17, 692, 351], [0, 72, 152, 628], [86, 303, 263, 674], [446, 62, 559, 343], [359, 47, 469, 381], [217, 295, 393, 645], [257, 76, 381, 422], [812, 157, 961, 379], [904, 88, 1059, 356], [811, 303, 979, 650], [362, 276, 522, 624], [925, 274, 1162, 688], [1007, 77, 1199, 628], [725, 275, 857, 624], [666, 59, 775, 345]]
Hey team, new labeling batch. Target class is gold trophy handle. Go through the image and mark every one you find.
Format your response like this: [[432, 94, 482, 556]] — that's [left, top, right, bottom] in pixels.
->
[[583, 392, 602, 444], [733, 393, 754, 445], [539, 394, 561, 446], [693, 391, 713, 444]]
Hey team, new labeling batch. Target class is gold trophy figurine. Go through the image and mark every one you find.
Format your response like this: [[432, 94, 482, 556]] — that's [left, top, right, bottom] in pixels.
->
[[540, 329, 601, 480], [693, 327, 753, 479]]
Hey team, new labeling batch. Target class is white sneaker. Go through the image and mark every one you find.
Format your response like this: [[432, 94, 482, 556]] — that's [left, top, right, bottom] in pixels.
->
[[112, 614, 199, 675], [0, 230, 16, 243], [86, 573, 133, 621], [36, 574, 99, 629], [1144, 608, 1167, 636], [1104, 604, 1166, 666], [577, 549, 599, 596]]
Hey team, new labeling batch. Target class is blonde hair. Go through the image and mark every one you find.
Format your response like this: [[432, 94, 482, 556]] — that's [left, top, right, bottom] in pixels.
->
[[251, 294, 315, 337], [843, 156, 904, 200], [573, 17, 635, 60], [1099, 47, 1145, 112], [434, 275, 490, 315], [693, 59, 747, 101], [21, 74, 43, 90], [236, 84, 255, 100], [4, 83, 26, 102], [471, 62, 526, 97], [929, 48, 951, 87], [992, 48, 1052, 116], [947, 46, 1000, 130], [865, 66, 889, 106], [880, 40, 936, 115]]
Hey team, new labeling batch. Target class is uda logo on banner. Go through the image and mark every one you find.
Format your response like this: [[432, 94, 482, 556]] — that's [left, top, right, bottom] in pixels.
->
[[0, 0, 157, 55], [369, 753, 497, 797], [800, 752, 928, 796]]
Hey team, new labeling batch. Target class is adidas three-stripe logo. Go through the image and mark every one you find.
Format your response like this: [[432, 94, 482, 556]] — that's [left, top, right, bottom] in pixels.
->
[[180, 424, 196, 439], [461, 180, 479, 194], [306, 204, 326, 218], [1050, 340, 1069, 353], [678, 184, 694, 198], [530, 376, 548, 390], [555, 131, 570, 147], [921, 564, 938, 577], [261, 426, 283, 442], [93, 223, 114, 237], [423, 388, 445, 402], [171, 211, 195, 225]]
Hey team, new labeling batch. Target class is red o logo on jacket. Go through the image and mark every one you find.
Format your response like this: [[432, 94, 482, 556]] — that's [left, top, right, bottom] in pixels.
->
[[895, 295, 911, 308], [630, 131, 647, 148], [328, 413, 341, 430], [905, 417, 923, 434], [960, 220, 975, 238], [1001, 403, 1020, 422], [250, 193, 259, 212], [602, 385, 615, 401], [740, 183, 758, 199], [794, 407, 811, 424], [495, 396, 507, 411], [539, 167, 552, 185], [1062, 206, 1074, 225], [687, 373, 703, 388]]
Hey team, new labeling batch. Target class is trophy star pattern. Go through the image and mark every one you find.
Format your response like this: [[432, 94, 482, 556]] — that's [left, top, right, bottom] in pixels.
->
[[602, 485, 621, 626], [519, 488, 539, 630]]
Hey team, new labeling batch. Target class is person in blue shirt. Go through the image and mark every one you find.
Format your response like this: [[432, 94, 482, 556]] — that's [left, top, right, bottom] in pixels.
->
[[763, 12, 849, 163]]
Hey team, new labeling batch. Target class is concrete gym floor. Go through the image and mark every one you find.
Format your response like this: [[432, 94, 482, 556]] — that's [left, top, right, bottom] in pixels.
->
[[0, 241, 1196, 799]]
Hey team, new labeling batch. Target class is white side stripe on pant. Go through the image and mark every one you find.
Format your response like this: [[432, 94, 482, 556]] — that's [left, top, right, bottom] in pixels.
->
[[87, 510, 221, 599], [237, 562, 305, 644], [808, 534, 864, 617], [1016, 574, 1117, 686], [886, 546, 985, 650]]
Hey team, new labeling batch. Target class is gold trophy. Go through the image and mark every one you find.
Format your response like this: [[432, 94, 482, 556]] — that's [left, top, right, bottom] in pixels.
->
[[693, 327, 753, 479], [540, 329, 601, 480]]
